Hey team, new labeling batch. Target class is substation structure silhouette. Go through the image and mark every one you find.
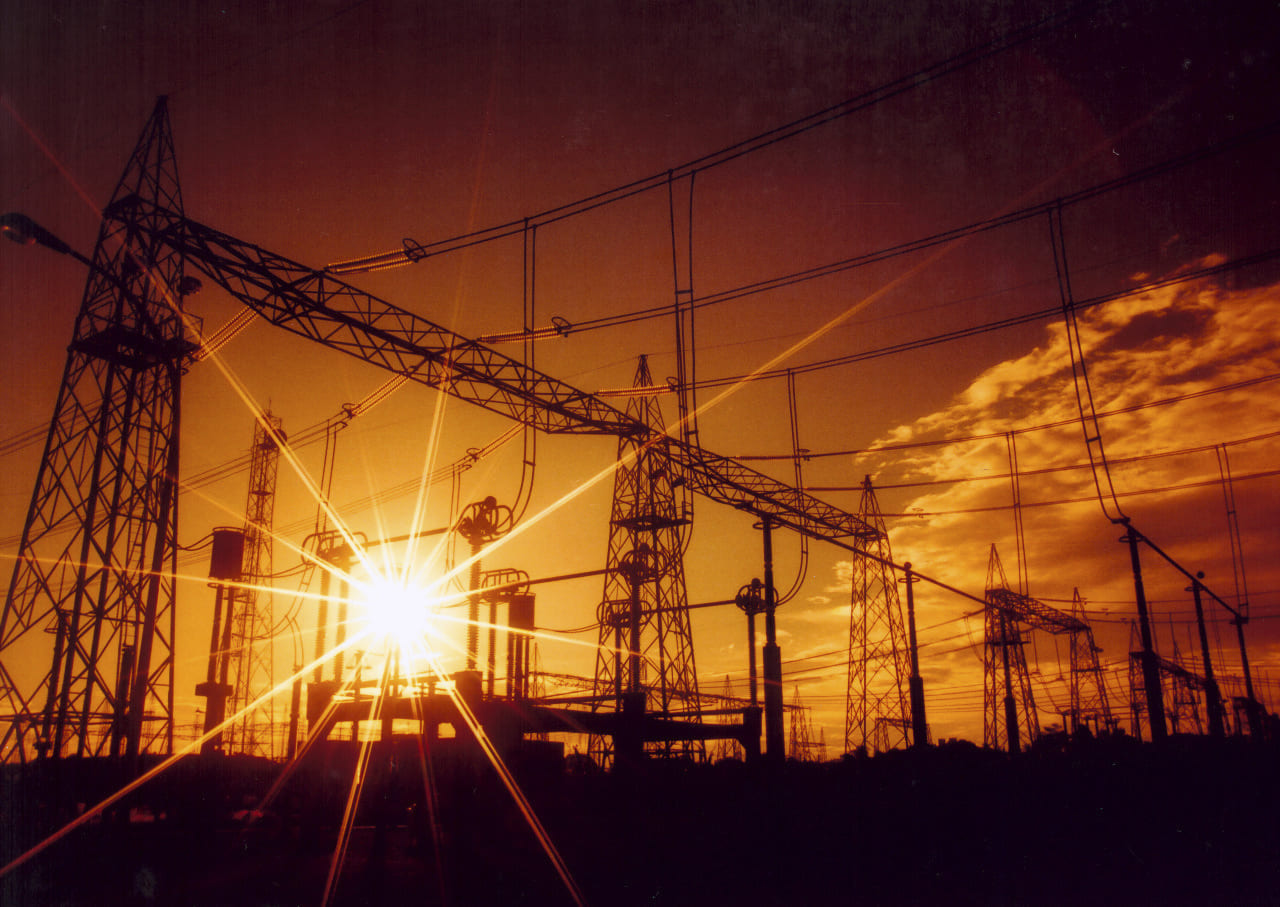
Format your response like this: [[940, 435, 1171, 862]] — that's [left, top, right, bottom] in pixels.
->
[[0, 98, 1265, 800]]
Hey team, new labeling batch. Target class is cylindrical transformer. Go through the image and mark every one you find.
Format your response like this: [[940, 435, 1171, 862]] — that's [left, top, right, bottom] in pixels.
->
[[507, 593, 536, 699], [209, 527, 246, 581]]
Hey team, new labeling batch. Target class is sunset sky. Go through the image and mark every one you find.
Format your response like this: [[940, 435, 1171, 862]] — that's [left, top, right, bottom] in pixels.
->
[[1, 0, 1278, 750]]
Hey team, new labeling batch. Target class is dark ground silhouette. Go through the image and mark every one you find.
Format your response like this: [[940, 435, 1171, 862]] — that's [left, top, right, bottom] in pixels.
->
[[3, 734, 1278, 906]]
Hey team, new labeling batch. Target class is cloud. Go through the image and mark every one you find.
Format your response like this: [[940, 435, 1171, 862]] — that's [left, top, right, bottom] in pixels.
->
[[832, 266, 1280, 744]]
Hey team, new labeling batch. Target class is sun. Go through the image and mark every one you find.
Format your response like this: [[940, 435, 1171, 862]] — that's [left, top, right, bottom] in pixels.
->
[[355, 573, 439, 656]]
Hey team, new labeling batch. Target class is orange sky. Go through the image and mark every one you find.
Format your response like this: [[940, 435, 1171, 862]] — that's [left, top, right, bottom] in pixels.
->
[[1, 0, 1278, 751]]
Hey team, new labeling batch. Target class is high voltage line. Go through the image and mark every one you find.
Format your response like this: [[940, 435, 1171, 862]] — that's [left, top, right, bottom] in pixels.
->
[[324, 1, 1105, 274], [742, 372, 1280, 461], [554, 125, 1280, 343]]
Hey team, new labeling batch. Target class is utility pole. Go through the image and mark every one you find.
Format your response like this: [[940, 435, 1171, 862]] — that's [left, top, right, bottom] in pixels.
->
[[761, 518, 785, 764], [1123, 522, 1168, 741], [1189, 573, 1225, 738], [903, 563, 928, 748]]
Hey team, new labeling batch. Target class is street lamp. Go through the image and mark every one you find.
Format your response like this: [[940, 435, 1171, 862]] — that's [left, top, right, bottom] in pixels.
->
[[1, 211, 203, 297], [1, 211, 76, 257]]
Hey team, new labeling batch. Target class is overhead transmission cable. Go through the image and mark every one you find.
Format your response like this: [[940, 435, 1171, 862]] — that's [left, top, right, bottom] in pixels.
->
[[807, 427, 1280, 495], [0, 121, 1273, 474], [776, 370, 810, 606], [509, 221, 539, 526], [741, 368, 1280, 464], [324, 1, 1102, 275], [1051, 202, 1126, 524], [381, 121, 1280, 356]]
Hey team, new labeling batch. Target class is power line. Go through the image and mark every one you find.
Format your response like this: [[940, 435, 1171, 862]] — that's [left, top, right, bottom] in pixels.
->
[[749, 371, 1280, 462], [325, 2, 1104, 275], [808, 427, 1280, 494], [870, 466, 1280, 518]]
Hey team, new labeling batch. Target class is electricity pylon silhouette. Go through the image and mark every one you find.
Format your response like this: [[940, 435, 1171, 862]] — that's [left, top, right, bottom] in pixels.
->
[[788, 684, 818, 761], [984, 545, 1038, 753], [590, 356, 700, 766], [224, 412, 283, 758], [845, 477, 911, 754], [710, 675, 743, 762], [1067, 588, 1114, 736], [0, 97, 197, 762]]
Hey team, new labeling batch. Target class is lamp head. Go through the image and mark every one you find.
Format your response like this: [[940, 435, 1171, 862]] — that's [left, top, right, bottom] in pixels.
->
[[0, 213, 72, 255]]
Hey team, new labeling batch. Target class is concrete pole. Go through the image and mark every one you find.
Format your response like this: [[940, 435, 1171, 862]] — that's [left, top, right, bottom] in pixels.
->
[[1125, 523, 1167, 741]]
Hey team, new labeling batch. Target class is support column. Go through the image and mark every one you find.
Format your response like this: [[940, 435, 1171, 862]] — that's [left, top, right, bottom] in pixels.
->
[[1189, 573, 1225, 738], [1124, 523, 1167, 741], [903, 563, 928, 748], [761, 519, 784, 763]]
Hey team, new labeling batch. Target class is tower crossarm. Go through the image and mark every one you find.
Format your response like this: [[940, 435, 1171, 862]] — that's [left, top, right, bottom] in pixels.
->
[[123, 199, 874, 540], [125, 198, 629, 436], [661, 437, 875, 540], [985, 587, 1087, 635], [1132, 650, 1206, 689]]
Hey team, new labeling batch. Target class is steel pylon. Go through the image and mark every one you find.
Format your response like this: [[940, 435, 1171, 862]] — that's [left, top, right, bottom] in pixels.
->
[[590, 356, 701, 766], [1067, 588, 1114, 736], [223, 413, 283, 758], [0, 98, 196, 762], [983, 545, 1039, 752], [845, 477, 911, 754]]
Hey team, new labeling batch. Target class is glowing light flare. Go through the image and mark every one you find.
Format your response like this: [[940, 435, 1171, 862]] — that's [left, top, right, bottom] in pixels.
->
[[353, 573, 443, 657]]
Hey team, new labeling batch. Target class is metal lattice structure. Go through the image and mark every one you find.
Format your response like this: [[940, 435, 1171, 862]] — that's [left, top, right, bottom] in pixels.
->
[[845, 477, 911, 754], [982, 546, 1098, 751], [1126, 622, 1147, 738], [1128, 636, 1207, 738], [788, 685, 820, 762], [113, 196, 874, 542], [590, 357, 701, 765], [1166, 635, 1205, 735], [0, 101, 883, 765], [983, 546, 1040, 752], [1067, 588, 1114, 736], [224, 412, 282, 758], [709, 675, 744, 762], [0, 98, 195, 762]]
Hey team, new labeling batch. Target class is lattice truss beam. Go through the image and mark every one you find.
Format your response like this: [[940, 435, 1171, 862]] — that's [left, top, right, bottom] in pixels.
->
[[116, 196, 874, 541], [1, 100, 880, 764], [0, 99, 195, 762]]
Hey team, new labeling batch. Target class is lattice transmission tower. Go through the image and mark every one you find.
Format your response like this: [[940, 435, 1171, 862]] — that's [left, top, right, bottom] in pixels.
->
[[223, 412, 282, 758], [1126, 621, 1147, 739], [0, 98, 197, 762], [788, 684, 822, 762], [709, 675, 745, 762], [590, 356, 701, 766], [845, 476, 911, 754], [983, 545, 1038, 752], [1067, 588, 1114, 736]]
